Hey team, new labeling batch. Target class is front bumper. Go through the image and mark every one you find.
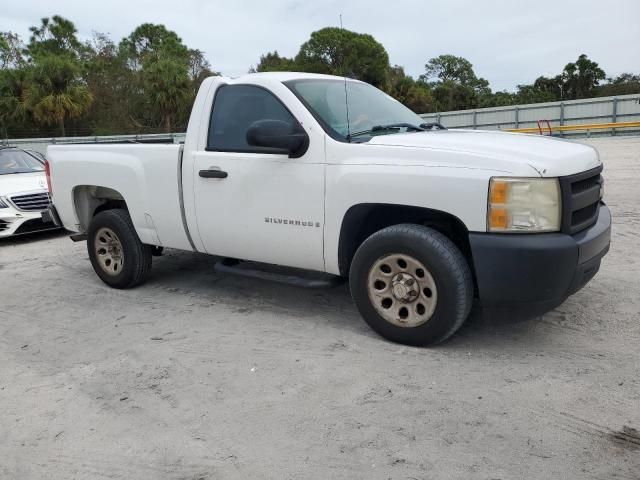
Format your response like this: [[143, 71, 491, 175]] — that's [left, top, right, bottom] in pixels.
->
[[469, 204, 611, 308], [0, 206, 58, 237]]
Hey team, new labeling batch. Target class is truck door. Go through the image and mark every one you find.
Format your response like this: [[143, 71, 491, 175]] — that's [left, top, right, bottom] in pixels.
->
[[192, 84, 326, 272]]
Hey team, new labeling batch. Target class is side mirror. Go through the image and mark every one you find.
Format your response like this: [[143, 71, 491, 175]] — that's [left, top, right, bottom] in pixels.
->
[[246, 119, 309, 158]]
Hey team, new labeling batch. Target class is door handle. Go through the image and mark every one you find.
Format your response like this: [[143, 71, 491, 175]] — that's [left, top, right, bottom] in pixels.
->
[[199, 168, 228, 179]]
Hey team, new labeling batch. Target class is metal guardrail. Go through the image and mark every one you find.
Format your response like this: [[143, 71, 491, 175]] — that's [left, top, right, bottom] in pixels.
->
[[2, 133, 186, 154], [420, 93, 640, 135], [507, 121, 640, 135]]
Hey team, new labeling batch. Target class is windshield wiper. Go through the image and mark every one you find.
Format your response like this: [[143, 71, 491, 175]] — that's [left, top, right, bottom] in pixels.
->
[[419, 122, 447, 130], [347, 123, 425, 141]]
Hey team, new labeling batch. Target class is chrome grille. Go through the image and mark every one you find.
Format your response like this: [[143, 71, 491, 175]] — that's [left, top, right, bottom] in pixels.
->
[[9, 191, 51, 212]]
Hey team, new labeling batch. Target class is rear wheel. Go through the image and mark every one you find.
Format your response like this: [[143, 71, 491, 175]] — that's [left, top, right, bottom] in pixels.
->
[[87, 209, 152, 289], [349, 224, 473, 346]]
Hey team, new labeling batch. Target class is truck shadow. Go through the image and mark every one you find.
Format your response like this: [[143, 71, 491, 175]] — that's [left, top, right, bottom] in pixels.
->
[[147, 249, 553, 348], [146, 250, 370, 336], [0, 229, 66, 246], [447, 302, 549, 348]]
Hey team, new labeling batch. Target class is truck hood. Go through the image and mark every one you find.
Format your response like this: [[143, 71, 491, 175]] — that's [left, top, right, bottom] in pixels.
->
[[0, 171, 48, 197], [368, 129, 601, 177]]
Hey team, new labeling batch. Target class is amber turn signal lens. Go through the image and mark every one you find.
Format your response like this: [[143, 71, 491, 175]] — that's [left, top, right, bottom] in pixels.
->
[[490, 180, 507, 204], [489, 207, 508, 229]]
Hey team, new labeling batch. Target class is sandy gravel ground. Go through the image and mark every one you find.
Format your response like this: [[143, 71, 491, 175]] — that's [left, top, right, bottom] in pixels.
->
[[1, 136, 639, 480]]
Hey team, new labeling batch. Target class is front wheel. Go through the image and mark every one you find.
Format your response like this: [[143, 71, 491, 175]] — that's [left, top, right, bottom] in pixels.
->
[[349, 224, 473, 346], [87, 209, 153, 289]]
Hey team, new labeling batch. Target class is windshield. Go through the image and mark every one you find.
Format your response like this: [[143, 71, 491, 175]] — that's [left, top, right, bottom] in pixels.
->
[[0, 149, 45, 175], [285, 79, 426, 142]]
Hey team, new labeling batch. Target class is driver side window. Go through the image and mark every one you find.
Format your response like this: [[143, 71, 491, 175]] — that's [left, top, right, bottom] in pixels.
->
[[207, 85, 297, 153]]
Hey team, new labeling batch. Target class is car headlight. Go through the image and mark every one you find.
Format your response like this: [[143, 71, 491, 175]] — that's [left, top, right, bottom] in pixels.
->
[[0, 197, 8, 209], [488, 177, 561, 232]]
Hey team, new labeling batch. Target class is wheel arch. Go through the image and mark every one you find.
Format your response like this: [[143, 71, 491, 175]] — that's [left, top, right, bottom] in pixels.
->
[[72, 185, 128, 232], [337, 203, 476, 286]]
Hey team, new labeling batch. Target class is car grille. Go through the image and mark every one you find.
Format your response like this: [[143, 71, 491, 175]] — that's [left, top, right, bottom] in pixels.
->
[[9, 191, 51, 212], [559, 165, 603, 234]]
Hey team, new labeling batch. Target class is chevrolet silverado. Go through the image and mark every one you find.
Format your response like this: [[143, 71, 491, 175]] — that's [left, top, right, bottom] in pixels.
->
[[44, 72, 611, 345]]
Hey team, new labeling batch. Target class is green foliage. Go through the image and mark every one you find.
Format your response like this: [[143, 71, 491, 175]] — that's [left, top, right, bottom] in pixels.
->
[[254, 31, 423, 110], [512, 55, 606, 104], [425, 53, 626, 110], [431, 82, 477, 111], [120, 23, 189, 69], [9, 17, 94, 136], [0, 16, 218, 138], [294, 27, 389, 88], [82, 33, 136, 135], [560, 54, 606, 99], [188, 49, 216, 86], [253, 51, 296, 72], [0, 32, 25, 69], [27, 16, 85, 60], [0, 68, 30, 131], [1, 16, 639, 138], [596, 73, 640, 97], [249, 27, 391, 88], [481, 90, 516, 108], [142, 57, 192, 132], [422, 55, 481, 87], [117, 24, 211, 132], [419, 55, 492, 111], [25, 54, 93, 136], [387, 66, 435, 113]]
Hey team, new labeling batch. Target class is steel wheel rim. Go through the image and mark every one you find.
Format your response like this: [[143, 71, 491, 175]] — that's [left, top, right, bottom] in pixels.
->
[[367, 253, 438, 328], [94, 227, 124, 276]]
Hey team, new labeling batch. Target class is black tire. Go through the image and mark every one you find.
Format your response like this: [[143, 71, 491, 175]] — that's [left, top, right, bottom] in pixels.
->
[[349, 224, 473, 346], [87, 209, 153, 289]]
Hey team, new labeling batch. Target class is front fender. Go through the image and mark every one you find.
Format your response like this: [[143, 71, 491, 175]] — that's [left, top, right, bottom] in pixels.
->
[[324, 163, 493, 275]]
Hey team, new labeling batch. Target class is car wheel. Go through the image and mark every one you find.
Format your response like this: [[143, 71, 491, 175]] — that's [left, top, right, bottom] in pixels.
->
[[349, 224, 473, 346], [87, 209, 152, 289]]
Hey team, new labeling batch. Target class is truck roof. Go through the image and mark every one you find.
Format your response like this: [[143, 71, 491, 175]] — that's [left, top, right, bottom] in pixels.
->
[[220, 71, 365, 84]]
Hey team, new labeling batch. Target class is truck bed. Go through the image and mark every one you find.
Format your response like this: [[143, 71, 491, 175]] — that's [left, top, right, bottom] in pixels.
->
[[47, 143, 192, 250]]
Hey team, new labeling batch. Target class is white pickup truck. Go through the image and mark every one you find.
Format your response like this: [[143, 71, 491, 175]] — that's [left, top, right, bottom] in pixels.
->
[[44, 72, 611, 345]]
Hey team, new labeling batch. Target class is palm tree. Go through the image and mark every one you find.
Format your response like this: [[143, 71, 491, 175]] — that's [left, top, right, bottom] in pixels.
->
[[26, 55, 93, 137], [0, 68, 31, 132], [142, 57, 191, 133]]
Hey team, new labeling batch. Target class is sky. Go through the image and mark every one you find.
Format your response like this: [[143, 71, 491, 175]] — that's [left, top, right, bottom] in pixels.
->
[[1, 0, 639, 91]]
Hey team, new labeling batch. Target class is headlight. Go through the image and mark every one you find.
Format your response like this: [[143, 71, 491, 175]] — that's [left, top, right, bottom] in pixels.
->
[[0, 197, 8, 209], [488, 177, 561, 232]]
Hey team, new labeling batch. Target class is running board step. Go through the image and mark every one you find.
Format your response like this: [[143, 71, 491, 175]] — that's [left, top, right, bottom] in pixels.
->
[[214, 260, 345, 288]]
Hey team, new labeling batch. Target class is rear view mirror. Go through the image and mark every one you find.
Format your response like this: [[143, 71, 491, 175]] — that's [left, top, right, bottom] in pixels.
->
[[246, 119, 309, 158]]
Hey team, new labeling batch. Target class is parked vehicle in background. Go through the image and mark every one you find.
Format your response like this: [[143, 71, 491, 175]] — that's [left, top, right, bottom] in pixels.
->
[[45, 72, 611, 346], [0, 147, 57, 238]]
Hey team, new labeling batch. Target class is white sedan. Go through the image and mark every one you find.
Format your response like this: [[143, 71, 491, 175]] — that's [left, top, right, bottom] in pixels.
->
[[0, 147, 58, 238]]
